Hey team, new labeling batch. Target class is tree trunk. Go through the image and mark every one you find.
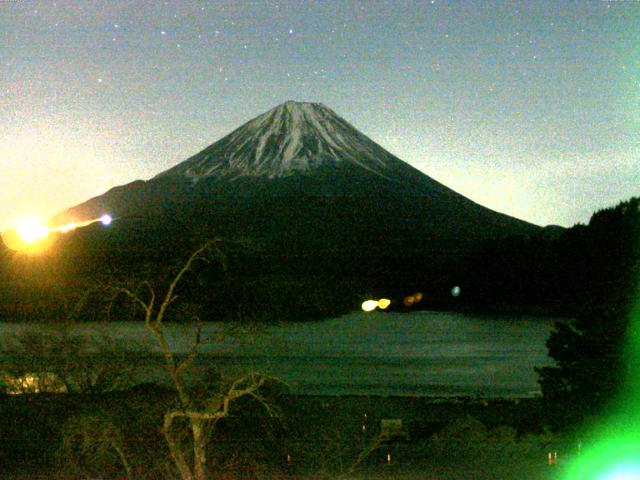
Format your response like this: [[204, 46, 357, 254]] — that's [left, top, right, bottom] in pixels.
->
[[164, 414, 194, 480], [192, 419, 209, 480]]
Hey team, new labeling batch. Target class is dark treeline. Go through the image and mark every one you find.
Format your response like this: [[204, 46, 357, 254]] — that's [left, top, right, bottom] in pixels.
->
[[0, 197, 637, 324], [453, 197, 639, 316]]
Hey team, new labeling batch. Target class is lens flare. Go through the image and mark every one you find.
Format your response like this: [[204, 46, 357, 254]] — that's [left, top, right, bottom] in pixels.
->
[[361, 300, 379, 312], [403, 296, 415, 307], [378, 298, 391, 309], [1, 213, 113, 253], [601, 462, 640, 480]]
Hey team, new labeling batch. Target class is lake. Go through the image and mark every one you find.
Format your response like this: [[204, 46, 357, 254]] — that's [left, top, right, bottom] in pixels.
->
[[0, 311, 558, 398]]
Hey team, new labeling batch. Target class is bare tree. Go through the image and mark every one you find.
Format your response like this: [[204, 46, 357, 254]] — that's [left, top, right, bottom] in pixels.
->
[[115, 241, 274, 480]]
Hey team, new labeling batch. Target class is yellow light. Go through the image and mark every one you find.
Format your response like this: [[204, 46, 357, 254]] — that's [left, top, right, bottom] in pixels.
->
[[15, 217, 49, 244], [362, 300, 379, 312], [378, 298, 391, 309], [0, 217, 53, 254]]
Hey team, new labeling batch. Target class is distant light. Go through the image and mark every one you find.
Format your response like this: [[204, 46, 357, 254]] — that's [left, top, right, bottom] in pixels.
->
[[100, 214, 112, 226], [15, 218, 49, 244], [413, 292, 423, 303], [403, 296, 415, 307], [361, 300, 379, 312], [378, 298, 391, 310], [451, 286, 461, 297]]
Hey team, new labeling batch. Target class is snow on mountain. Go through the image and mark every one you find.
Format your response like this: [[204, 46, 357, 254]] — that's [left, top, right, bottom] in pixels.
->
[[156, 101, 409, 182]]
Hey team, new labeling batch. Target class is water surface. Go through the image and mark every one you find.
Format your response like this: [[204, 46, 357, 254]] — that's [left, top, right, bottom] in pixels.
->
[[0, 311, 557, 397]]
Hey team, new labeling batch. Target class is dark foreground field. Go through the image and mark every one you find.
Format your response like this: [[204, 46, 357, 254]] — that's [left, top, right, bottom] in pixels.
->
[[1, 387, 575, 479]]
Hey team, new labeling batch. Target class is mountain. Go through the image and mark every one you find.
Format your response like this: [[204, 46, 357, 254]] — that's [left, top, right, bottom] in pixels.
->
[[57, 101, 538, 256]]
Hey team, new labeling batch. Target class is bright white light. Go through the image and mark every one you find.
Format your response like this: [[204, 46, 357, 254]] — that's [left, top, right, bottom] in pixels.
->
[[601, 462, 640, 480], [361, 300, 379, 312], [100, 214, 112, 226]]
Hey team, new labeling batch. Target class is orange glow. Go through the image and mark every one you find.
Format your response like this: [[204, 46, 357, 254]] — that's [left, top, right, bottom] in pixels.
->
[[403, 296, 415, 307], [413, 292, 423, 303]]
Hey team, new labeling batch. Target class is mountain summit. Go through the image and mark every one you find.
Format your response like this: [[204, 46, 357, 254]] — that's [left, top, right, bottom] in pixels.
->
[[156, 101, 406, 182]]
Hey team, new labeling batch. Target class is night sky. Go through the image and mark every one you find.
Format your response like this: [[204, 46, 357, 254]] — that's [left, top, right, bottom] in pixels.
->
[[1, 0, 638, 230]]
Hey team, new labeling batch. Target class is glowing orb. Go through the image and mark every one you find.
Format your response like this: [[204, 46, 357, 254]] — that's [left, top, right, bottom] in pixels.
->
[[15, 217, 49, 244], [361, 300, 379, 312], [100, 214, 112, 226], [378, 298, 391, 310], [451, 286, 461, 297], [413, 292, 423, 303], [403, 296, 415, 307], [0, 217, 54, 253]]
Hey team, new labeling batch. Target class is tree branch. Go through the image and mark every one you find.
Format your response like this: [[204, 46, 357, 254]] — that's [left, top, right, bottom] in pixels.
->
[[176, 321, 208, 378], [155, 240, 221, 329]]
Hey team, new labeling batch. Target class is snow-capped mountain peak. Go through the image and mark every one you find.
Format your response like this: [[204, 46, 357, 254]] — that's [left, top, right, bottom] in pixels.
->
[[156, 101, 405, 181]]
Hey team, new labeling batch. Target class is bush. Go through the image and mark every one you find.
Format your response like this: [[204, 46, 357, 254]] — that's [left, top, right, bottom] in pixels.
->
[[0, 324, 142, 394]]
